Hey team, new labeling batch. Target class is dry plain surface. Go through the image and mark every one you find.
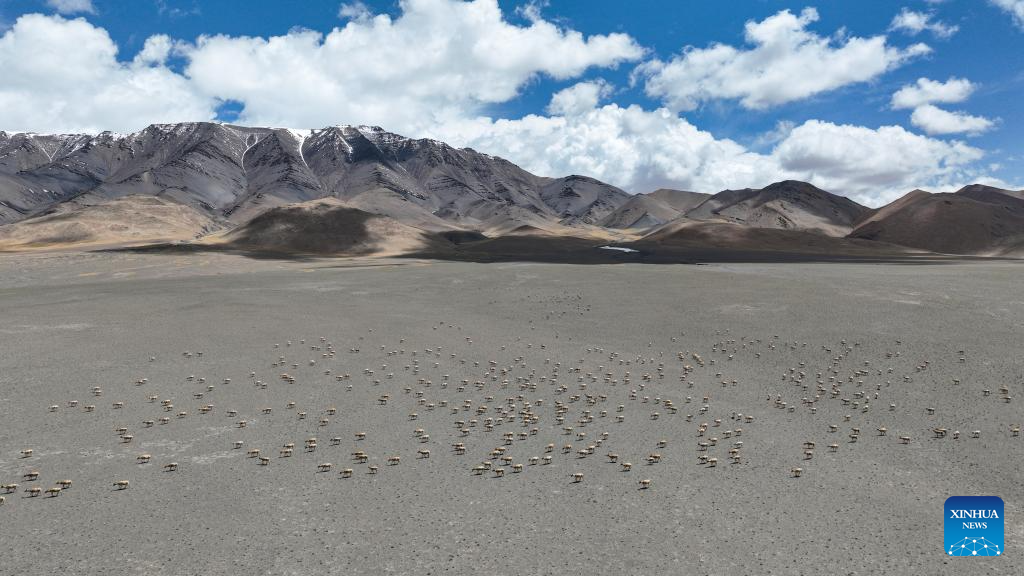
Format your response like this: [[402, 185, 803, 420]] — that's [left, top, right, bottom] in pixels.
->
[[0, 251, 1022, 575]]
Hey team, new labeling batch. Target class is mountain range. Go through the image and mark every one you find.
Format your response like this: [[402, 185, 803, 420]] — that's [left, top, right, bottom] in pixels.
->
[[1, 122, 1022, 260], [0, 123, 628, 232]]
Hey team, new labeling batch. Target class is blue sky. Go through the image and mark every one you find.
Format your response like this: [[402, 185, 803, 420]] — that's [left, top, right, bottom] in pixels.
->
[[0, 0, 1021, 205]]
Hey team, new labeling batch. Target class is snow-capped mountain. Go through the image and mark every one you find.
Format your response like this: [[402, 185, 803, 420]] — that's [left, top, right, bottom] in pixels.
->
[[0, 123, 631, 232]]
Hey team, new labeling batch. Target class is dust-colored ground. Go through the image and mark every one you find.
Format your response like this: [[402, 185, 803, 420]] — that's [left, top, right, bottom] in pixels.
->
[[0, 251, 1021, 575]]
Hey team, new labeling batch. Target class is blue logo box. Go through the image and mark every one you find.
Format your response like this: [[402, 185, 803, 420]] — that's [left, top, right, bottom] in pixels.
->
[[945, 496, 1004, 557]]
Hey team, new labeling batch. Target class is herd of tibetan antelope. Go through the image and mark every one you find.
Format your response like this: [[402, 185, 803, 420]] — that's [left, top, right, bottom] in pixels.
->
[[2, 327, 1020, 509]]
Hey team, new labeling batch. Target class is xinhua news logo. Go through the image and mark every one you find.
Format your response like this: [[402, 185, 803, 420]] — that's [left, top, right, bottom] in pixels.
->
[[945, 496, 1004, 557]]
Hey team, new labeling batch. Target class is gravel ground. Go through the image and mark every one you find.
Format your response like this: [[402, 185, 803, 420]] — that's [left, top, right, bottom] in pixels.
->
[[0, 251, 1021, 575]]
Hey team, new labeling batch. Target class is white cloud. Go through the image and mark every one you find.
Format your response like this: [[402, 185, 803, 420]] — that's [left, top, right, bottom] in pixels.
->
[[638, 8, 930, 111], [891, 78, 993, 136], [750, 120, 797, 149], [436, 101, 780, 196], [0, 1, 642, 136], [889, 8, 959, 38], [133, 34, 174, 66], [434, 88, 985, 206], [990, 0, 1024, 29], [181, 0, 644, 133], [515, 0, 549, 22], [773, 120, 982, 200], [891, 77, 975, 109], [910, 104, 995, 135], [0, 14, 215, 133], [546, 80, 612, 116], [45, 0, 95, 15], [0, 8, 999, 207], [338, 2, 372, 21]]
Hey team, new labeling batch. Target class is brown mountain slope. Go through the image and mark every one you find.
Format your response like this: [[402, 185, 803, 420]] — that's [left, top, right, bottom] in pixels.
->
[[215, 198, 437, 256], [848, 190, 1024, 256], [685, 180, 868, 236], [601, 189, 710, 229], [852, 189, 932, 229], [537, 175, 631, 226], [639, 219, 914, 257], [954, 184, 1024, 205], [0, 195, 219, 251], [647, 189, 712, 212]]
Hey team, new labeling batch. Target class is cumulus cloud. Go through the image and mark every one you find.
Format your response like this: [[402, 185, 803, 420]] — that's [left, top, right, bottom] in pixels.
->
[[0, 7, 998, 206], [910, 104, 994, 135], [891, 77, 975, 109], [0, 1, 641, 135], [180, 0, 644, 132], [889, 8, 959, 38], [891, 78, 993, 136], [436, 101, 780, 196], [0, 14, 215, 133], [434, 89, 985, 206], [750, 120, 797, 149], [133, 34, 174, 66], [546, 80, 612, 116], [990, 0, 1024, 29], [45, 0, 95, 15], [638, 8, 930, 111], [772, 120, 982, 195]]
